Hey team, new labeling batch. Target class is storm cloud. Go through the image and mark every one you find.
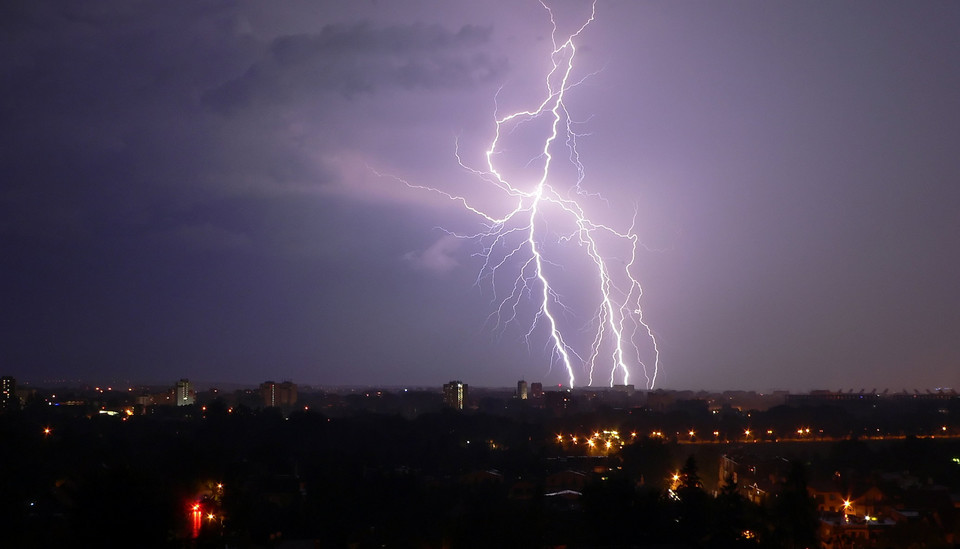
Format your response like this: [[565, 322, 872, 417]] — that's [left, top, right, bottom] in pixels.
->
[[2, 0, 958, 391], [204, 22, 506, 111]]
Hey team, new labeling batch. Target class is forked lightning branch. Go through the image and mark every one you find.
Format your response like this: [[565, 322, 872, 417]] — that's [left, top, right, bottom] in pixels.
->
[[389, 2, 660, 389]]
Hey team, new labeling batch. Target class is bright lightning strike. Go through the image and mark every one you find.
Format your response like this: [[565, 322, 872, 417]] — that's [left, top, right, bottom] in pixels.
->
[[388, 2, 661, 389]]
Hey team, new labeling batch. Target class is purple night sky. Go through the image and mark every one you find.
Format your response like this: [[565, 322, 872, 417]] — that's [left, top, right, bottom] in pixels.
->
[[2, 1, 959, 391]]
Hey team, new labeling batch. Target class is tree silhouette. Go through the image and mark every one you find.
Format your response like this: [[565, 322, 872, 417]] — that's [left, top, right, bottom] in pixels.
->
[[770, 461, 818, 548], [676, 454, 710, 544]]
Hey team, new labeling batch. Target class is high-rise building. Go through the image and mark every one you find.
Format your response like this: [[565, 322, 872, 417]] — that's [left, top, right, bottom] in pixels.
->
[[1, 376, 16, 410], [442, 381, 468, 410], [260, 380, 298, 408], [531, 382, 543, 399], [517, 379, 528, 400], [175, 379, 195, 406]]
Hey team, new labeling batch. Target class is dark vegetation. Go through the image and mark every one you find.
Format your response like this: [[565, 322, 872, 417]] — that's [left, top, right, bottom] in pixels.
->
[[1, 393, 958, 548]]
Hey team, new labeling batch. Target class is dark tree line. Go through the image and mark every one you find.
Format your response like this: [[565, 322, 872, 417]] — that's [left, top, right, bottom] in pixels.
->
[[3, 397, 957, 547]]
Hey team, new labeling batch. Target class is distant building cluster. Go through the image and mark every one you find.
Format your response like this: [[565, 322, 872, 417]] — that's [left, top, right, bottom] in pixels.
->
[[0, 375, 37, 411], [2, 370, 957, 548], [2, 372, 956, 432], [260, 380, 298, 408]]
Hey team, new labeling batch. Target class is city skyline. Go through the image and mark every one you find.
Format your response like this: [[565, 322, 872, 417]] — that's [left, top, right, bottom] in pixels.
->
[[2, 1, 959, 391], [4, 371, 956, 398]]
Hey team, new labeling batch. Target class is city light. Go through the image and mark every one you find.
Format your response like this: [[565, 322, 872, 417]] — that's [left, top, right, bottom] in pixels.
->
[[5, 375, 960, 545]]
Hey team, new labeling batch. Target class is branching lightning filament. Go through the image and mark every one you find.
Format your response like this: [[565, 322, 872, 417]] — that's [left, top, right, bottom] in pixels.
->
[[391, 2, 660, 388]]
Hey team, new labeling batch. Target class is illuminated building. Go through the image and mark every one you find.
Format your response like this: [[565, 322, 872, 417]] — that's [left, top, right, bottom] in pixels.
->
[[1, 376, 16, 410], [517, 380, 528, 400], [175, 379, 196, 406], [442, 381, 468, 410], [260, 380, 298, 408], [544, 389, 573, 412]]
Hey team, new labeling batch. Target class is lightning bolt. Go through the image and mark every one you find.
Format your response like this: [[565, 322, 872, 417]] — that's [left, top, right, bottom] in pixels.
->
[[387, 1, 660, 389]]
